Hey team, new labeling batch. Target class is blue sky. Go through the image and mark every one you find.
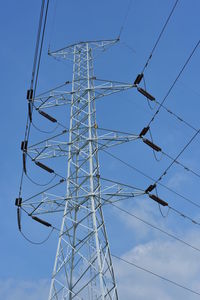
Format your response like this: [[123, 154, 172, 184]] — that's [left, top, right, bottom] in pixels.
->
[[1, 0, 200, 299]]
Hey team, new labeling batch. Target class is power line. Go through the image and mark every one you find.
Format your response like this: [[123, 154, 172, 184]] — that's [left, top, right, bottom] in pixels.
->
[[155, 128, 200, 184], [99, 119, 200, 184], [19, 204, 200, 296], [154, 98, 199, 133], [96, 125, 200, 185], [16, 2, 200, 296], [112, 254, 200, 297], [17, 207, 54, 245], [30, 0, 46, 90], [18, 0, 50, 199], [98, 125, 200, 183], [141, 0, 179, 73], [19, 206, 200, 297], [143, 128, 200, 181], [33, 0, 50, 99], [119, 41, 136, 56], [147, 38, 200, 128], [25, 172, 57, 187], [105, 200, 200, 254], [26, 0, 50, 140], [19, 191, 200, 253], [101, 184, 200, 230], [18, 0, 47, 199], [100, 150, 200, 226], [161, 149, 200, 180], [31, 95, 200, 184], [31, 119, 59, 134], [100, 147, 200, 227], [118, 0, 134, 39], [144, 94, 200, 171], [19, 188, 200, 254], [101, 148, 200, 209], [20, 226, 54, 245]]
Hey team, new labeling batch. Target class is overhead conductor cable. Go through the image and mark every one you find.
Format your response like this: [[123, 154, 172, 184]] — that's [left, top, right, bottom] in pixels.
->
[[133, 0, 179, 86], [142, 0, 179, 73], [155, 128, 200, 185], [100, 146, 200, 209], [147, 38, 200, 129], [17, 0, 50, 205], [112, 254, 200, 297]]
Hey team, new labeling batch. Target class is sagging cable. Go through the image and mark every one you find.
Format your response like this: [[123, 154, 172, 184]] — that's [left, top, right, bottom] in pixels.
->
[[38, 110, 57, 123], [139, 126, 149, 137], [25, 172, 57, 187], [35, 161, 54, 173], [20, 227, 54, 245], [32, 120, 59, 134], [143, 138, 162, 152], [145, 184, 156, 193], [137, 87, 155, 101], [134, 73, 143, 85], [149, 194, 168, 207], [31, 216, 52, 227]]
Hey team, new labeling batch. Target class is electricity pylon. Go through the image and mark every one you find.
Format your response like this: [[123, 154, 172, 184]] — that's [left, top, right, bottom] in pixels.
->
[[48, 39, 123, 300], [17, 39, 145, 299], [48, 40, 121, 300]]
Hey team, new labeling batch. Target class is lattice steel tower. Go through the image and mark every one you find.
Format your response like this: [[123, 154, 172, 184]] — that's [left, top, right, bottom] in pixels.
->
[[48, 40, 120, 300], [17, 38, 142, 300]]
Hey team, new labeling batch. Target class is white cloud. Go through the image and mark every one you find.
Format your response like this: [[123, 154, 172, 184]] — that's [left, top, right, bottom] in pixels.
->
[[109, 188, 200, 299], [113, 233, 200, 300], [2, 232, 200, 300]]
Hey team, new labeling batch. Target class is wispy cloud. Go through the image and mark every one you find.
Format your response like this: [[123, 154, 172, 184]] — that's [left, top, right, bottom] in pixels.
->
[[113, 233, 200, 299], [2, 230, 200, 300], [109, 188, 200, 299]]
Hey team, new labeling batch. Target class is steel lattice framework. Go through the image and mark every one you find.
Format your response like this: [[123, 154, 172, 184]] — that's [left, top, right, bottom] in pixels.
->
[[48, 40, 120, 300], [17, 39, 145, 300]]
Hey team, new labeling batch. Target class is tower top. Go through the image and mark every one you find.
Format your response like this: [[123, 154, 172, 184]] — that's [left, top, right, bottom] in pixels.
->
[[48, 38, 119, 61]]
